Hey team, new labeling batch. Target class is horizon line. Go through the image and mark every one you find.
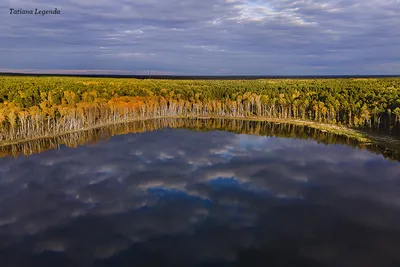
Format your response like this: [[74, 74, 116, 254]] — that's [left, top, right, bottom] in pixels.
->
[[0, 69, 399, 78]]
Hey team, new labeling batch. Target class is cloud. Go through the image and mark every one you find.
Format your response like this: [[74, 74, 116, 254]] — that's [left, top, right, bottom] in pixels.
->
[[0, 126, 400, 265], [1, 0, 399, 74]]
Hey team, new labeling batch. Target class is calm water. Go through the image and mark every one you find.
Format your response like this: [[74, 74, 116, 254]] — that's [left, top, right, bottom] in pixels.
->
[[0, 125, 400, 267]]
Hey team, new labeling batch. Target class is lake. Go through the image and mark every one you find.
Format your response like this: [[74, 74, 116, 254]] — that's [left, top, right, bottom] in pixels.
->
[[0, 119, 399, 267]]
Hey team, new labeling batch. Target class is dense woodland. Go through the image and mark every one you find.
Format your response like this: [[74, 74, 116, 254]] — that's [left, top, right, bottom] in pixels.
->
[[0, 76, 400, 141], [1, 118, 399, 162]]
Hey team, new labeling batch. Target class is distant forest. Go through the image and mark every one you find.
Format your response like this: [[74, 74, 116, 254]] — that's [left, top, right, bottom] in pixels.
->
[[1, 72, 400, 79], [0, 76, 399, 141]]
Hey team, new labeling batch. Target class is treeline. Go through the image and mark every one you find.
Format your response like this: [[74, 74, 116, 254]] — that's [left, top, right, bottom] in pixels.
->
[[0, 76, 400, 141], [1, 118, 399, 162]]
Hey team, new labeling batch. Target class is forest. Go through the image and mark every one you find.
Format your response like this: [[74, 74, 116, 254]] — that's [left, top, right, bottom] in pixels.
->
[[0, 76, 400, 142]]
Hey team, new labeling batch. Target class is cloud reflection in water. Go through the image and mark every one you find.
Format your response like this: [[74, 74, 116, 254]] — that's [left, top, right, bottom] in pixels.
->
[[0, 128, 399, 266]]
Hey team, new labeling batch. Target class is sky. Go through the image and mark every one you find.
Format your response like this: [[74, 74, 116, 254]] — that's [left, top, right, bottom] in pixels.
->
[[2, 0, 400, 75]]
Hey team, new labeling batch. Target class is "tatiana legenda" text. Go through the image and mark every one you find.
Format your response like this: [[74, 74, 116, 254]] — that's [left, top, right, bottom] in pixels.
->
[[9, 8, 61, 15]]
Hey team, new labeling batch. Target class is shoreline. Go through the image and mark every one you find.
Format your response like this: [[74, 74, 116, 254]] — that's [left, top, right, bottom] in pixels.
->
[[1, 115, 397, 148]]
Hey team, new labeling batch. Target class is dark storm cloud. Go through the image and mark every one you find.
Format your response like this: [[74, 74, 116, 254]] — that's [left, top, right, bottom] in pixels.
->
[[1, 0, 399, 74], [1, 128, 400, 266]]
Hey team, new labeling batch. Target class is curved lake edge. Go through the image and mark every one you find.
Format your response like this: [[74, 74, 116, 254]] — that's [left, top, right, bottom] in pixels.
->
[[0, 116, 399, 161], [0, 115, 396, 145]]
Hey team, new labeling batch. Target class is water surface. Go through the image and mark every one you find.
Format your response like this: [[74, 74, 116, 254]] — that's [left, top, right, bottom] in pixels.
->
[[0, 122, 400, 267]]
